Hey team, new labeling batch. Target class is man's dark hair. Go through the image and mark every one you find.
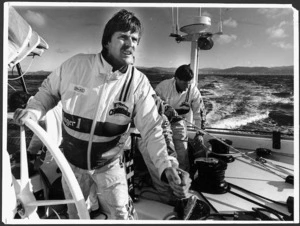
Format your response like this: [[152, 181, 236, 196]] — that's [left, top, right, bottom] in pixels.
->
[[101, 9, 142, 54], [8, 91, 32, 112], [175, 64, 194, 81]]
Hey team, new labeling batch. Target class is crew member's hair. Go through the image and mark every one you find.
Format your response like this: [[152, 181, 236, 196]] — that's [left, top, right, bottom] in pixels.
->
[[8, 91, 32, 112], [102, 9, 142, 54], [175, 64, 194, 81]]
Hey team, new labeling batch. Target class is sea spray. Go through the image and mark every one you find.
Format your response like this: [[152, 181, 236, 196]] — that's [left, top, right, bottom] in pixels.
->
[[209, 112, 269, 129]]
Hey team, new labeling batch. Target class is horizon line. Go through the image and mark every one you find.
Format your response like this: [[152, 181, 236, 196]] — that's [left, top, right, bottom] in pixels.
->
[[8, 64, 294, 73]]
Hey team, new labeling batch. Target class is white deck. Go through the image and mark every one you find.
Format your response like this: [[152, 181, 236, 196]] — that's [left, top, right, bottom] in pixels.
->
[[135, 152, 294, 220], [204, 155, 293, 215]]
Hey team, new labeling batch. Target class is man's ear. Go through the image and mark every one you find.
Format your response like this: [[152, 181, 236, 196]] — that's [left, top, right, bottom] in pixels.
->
[[104, 39, 111, 48]]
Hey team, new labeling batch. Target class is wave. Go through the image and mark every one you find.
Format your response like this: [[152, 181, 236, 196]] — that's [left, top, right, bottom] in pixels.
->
[[209, 112, 270, 129], [198, 74, 294, 133]]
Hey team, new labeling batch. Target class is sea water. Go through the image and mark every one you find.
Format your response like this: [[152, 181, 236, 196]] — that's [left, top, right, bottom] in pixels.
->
[[199, 74, 294, 135], [7, 73, 294, 136]]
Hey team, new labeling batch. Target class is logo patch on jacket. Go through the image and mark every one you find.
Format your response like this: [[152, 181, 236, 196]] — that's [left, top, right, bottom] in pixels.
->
[[69, 84, 88, 95], [109, 102, 131, 117]]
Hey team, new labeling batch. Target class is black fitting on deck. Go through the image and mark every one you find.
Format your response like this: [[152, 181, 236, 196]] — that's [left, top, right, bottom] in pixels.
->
[[272, 131, 281, 149]]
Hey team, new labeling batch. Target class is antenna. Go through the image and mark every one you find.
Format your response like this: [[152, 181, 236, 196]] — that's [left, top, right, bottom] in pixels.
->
[[170, 7, 183, 41], [218, 8, 223, 34], [171, 7, 175, 34], [213, 8, 223, 36], [176, 7, 179, 35]]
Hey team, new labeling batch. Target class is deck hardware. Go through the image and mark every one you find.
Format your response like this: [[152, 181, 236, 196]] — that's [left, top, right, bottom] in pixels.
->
[[228, 189, 288, 220], [272, 131, 281, 149], [285, 175, 294, 185], [173, 195, 211, 220], [256, 157, 294, 177], [193, 157, 229, 194], [256, 148, 271, 157], [183, 118, 294, 184], [286, 196, 294, 213]]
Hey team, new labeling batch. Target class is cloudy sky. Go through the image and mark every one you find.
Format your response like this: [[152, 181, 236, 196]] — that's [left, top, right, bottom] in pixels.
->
[[6, 2, 296, 72]]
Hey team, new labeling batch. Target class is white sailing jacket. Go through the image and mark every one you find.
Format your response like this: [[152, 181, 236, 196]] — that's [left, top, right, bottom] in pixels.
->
[[155, 78, 206, 128], [27, 53, 176, 175]]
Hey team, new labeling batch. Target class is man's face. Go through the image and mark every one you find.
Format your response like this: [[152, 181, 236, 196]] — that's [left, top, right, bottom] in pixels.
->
[[106, 30, 139, 70], [175, 78, 192, 92]]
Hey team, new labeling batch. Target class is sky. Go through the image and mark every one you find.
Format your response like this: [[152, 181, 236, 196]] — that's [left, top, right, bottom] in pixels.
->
[[6, 2, 297, 72]]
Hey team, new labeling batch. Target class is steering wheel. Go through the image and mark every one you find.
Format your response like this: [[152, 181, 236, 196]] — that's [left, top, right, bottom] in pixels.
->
[[11, 117, 90, 219]]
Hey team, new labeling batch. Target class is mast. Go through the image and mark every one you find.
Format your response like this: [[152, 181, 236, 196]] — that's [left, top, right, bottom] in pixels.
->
[[180, 15, 211, 77], [170, 7, 218, 125], [178, 12, 212, 124]]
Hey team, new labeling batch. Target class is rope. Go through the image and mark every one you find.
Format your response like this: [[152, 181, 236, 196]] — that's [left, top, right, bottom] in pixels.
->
[[184, 118, 289, 180], [8, 56, 35, 81], [228, 190, 288, 220], [8, 83, 17, 91], [228, 182, 287, 207]]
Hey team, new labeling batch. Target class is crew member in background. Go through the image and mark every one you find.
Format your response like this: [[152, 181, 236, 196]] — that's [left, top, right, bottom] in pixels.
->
[[14, 9, 191, 219], [155, 64, 206, 172]]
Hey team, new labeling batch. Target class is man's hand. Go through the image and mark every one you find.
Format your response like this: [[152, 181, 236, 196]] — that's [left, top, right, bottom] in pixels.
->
[[13, 108, 37, 125], [194, 133, 204, 146], [164, 105, 179, 122], [163, 167, 191, 199]]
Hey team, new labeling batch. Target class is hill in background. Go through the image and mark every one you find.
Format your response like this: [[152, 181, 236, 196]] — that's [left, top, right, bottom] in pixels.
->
[[198, 65, 294, 75], [8, 65, 294, 85], [137, 65, 293, 87], [8, 65, 293, 77], [7, 65, 294, 95], [138, 65, 293, 76]]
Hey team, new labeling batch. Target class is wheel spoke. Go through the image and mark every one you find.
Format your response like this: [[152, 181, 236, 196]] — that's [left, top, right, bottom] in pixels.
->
[[23, 118, 90, 219], [8, 114, 90, 220], [20, 125, 29, 189], [27, 199, 75, 206]]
